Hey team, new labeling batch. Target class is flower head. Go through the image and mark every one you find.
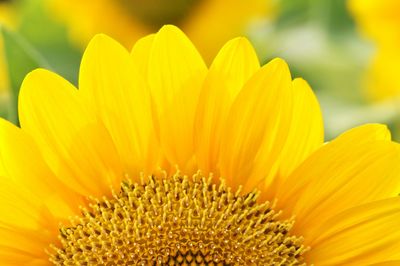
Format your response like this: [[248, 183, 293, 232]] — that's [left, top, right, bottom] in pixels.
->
[[349, 0, 400, 100], [48, 0, 271, 62], [1, 25, 400, 265], [0, 1, 17, 93]]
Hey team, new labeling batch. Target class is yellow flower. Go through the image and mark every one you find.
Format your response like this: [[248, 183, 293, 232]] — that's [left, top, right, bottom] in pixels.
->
[[2, 25, 400, 265], [349, 0, 400, 100], [365, 48, 400, 101], [48, 0, 272, 62], [0, 2, 17, 94], [348, 0, 400, 46]]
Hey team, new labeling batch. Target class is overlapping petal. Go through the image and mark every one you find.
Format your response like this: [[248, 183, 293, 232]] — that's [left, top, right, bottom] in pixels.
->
[[277, 124, 400, 242], [0, 119, 84, 263], [19, 69, 123, 197], [194, 37, 260, 175], [306, 197, 400, 265], [148, 25, 207, 170], [80, 34, 159, 178], [218, 58, 293, 191]]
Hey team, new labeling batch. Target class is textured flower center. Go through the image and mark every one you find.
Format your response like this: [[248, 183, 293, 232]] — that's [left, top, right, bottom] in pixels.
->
[[49, 172, 308, 265], [117, 0, 200, 27]]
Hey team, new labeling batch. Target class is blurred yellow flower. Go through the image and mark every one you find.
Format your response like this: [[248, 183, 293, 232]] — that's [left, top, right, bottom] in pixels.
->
[[366, 49, 400, 101], [2, 25, 400, 265], [349, 0, 400, 101], [48, 0, 272, 62], [349, 0, 400, 46], [0, 2, 16, 94]]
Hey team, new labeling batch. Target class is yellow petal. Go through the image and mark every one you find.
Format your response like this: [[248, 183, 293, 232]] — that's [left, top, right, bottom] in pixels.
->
[[0, 219, 55, 263], [219, 58, 293, 191], [0, 118, 83, 220], [276, 125, 400, 241], [306, 197, 400, 265], [277, 78, 324, 177], [348, 0, 400, 47], [0, 119, 86, 263], [194, 37, 259, 175], [0, 237, 49, 265], [131, 33, 155, 77], [0, 119, 54, 207], [80, 34, 159, 177], [335, 123, 391, 142], [369, 262, 400, 266], [262, 78, 324, 199], [148, 25, 207, 170], [0, 158, 56, 262], [19, 69, 123, 198], [0, 176, 53, 231]]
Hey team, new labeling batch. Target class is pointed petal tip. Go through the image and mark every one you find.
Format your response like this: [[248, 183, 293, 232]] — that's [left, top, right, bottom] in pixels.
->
[[346, 123, 391, 141], [213, 37, 259, 68], [89, 33, 113, 42], [293, 77, 308, 85], [158, 24, 184, 36], [292, 78, 319, 101], [270, 57, 287, 64], [257, 57, 291, 82], [225, 37, 256, 53], [267, 57, 290, 72], [86, 34, 110, 48], [85, 33, 124, 52], [229, 36, 251, 44]]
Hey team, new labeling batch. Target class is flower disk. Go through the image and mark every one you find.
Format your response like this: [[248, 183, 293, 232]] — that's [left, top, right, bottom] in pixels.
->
[[50, 173, 307, 265]]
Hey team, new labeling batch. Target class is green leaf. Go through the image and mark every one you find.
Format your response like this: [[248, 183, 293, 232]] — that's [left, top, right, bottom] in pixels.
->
[[1, 26, 51, 125]]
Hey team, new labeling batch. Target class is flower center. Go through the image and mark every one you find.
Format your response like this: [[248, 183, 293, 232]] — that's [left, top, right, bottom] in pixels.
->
[[49, 172, 308, 265], [117, 0, 200, 28]]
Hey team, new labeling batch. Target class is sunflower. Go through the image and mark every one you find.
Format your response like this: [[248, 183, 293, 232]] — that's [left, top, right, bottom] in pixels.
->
[[349, 0, 400, 101], [47, 0, 272, 63], [0, 1, 17, 94], [365, 49, 400, 101], [1, 25, 400, 265], [348, 0, 400, 46]]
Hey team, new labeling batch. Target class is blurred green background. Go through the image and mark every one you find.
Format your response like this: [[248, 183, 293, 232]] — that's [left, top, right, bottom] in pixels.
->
[[0, 0, 399, 140]]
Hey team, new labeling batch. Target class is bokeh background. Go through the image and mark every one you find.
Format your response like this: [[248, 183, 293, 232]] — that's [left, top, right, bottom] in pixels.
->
[[0, 0, 399, 140]]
